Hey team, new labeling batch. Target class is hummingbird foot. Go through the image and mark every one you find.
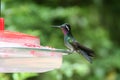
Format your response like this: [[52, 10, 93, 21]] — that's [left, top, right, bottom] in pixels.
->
[[67, 49, 74, 54]]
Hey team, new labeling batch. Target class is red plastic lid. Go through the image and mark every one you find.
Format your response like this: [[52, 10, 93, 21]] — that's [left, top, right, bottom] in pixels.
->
[[0, 30, 40, 46]]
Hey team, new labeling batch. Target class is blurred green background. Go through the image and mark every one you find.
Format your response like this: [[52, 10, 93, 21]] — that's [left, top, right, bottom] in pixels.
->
[[1, 0, 120, 80]]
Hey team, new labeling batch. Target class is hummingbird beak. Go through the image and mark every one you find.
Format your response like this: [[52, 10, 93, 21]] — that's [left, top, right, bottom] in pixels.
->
[[52, 26, 61, 28]]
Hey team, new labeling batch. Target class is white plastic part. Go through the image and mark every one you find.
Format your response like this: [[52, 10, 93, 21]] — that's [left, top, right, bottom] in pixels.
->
[[0, 42, 69, 72]]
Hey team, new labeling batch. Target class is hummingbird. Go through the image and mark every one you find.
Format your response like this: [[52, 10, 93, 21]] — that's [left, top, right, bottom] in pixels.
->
[[53, 23, 94, 63]]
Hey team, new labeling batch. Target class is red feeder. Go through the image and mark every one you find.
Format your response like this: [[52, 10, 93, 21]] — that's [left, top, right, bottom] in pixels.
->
[[0, 18, 69, 72], [0, 18, 4, 30]]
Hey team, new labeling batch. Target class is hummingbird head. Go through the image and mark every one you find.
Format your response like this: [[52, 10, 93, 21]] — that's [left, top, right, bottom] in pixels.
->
[[53, 23, 71, 35]]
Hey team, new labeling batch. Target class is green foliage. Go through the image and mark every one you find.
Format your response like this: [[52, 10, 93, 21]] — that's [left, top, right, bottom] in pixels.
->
[[1, 0, 120, 80]]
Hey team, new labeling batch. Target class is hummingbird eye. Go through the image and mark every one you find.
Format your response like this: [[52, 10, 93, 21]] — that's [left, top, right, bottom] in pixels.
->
[[65, 25, 70, 31]]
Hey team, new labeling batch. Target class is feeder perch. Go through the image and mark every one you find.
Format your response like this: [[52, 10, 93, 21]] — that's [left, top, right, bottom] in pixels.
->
[[0, 18, 69, 72]]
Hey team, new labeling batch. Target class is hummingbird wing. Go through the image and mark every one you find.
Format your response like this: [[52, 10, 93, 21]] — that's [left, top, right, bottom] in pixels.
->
[[69, 40, 94, 63]]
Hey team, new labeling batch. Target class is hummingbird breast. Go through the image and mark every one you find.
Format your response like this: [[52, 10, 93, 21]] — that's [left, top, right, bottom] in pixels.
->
[[64, 35, 74, 51]]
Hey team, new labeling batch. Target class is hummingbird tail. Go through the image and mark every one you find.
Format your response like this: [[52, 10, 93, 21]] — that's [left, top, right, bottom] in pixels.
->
[[76, 46, 94, 63], [77, 50, 92, 63]]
